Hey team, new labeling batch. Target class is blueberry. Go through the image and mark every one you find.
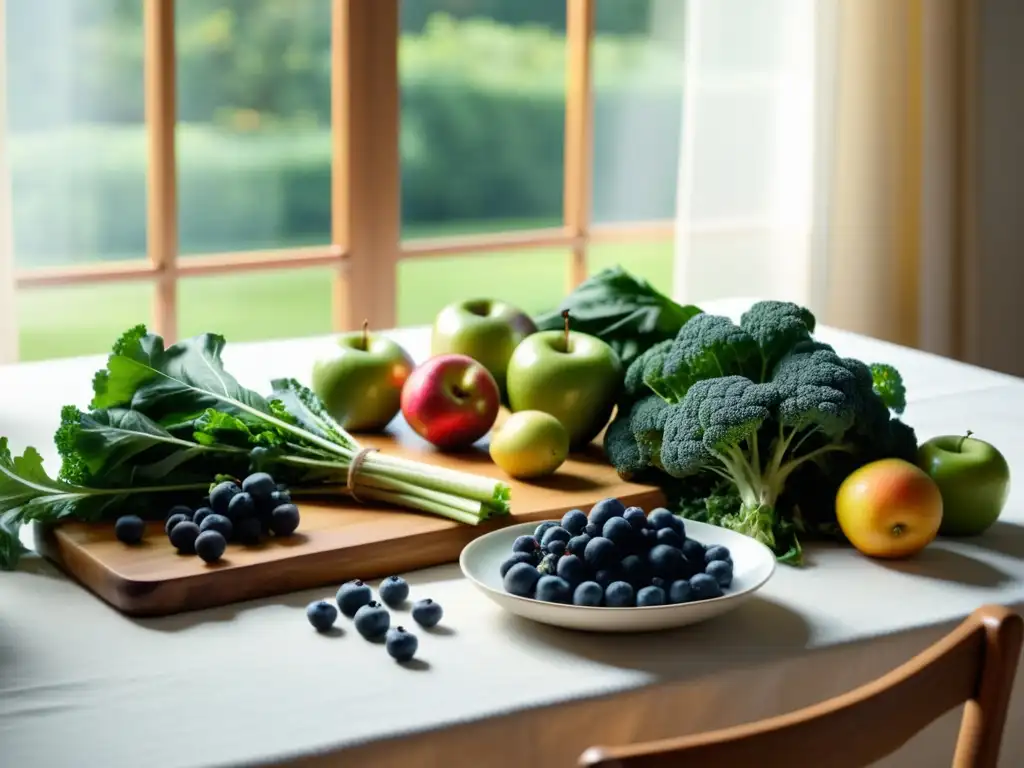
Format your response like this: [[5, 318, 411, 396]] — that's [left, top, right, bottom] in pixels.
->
[[164, 512, 188, 537], [668, 579, 694, 603], [650, 576, 666, 590], [540, 526, 571, 549], [114, 515, 145, 545], [270, 503, 300, 536], [385, 626, 419, 661], [681, 538, 706, 565], [199, 513, 233, 539], [271, 488, 291, 505], [690, 573, 724, 600], [619, 554, 648, 588], [354, 601, 391, 639], [637, 585, 667, 606], [336, 579, 373, 617], [639, 528, 659, 549], [512, 535, 540, 555], [169, 521, 200, 554], [573, 581, 604, 607], [192, 530, 225, 562], [534, 521, 558, 540], [648, 508, 677, 531], [227, 491, 256, 521], [623, 506, 648, 531], [706, 559, 734, 588], [602, 516, 634, 547], [379, 575, 410, 607], [561, 509, 589, 536], [656, 527, 684, 549], [556, 554, 587, 586], [537, 553, 560, 576], [411, 598, 443, 628], [192, 507, 214, 527], [235, 516, 263, 545], [588, 497, 626, 528], [167, 504, 194, 521], [306, 600, 338, 632], [604, 580, 635, 607], [209, 481, 241, 515], [705, 545, 732, 565], [503, 562, 541, 597], [566, 534, 592, 557], [545, 540, 567, 558], [500, 551, 535, 577], [584, 522, 601, 538], [670, 515, 686, 538], [584, 536, 618, 570], [648, 544, 685, 580], [242, 472, 276, 502], [535, 575, 572, 603], [594, 566, 621, 588]]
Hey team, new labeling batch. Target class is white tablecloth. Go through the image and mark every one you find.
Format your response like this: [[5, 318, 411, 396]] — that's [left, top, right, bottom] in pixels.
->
[[2, 298, 1024, 768]]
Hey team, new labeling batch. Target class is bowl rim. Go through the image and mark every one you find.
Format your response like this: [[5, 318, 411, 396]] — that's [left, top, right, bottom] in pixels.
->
[[458, 518, 777, 613]]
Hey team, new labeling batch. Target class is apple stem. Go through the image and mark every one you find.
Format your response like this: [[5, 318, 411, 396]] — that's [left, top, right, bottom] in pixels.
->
[[562, 309, 572, 353], [957, 430, 974, 453], [361, 319, 369, 351]]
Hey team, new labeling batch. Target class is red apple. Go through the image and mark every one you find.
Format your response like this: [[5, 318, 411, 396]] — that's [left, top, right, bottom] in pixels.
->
[[401, 354, 500, 449]]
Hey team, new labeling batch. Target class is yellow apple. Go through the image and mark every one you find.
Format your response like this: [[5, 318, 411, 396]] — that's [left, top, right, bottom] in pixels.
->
[[835, 458, 943, 559]]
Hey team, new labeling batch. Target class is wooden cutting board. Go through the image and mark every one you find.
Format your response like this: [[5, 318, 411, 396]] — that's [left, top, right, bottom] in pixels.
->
[[38, 417, 666, 617]]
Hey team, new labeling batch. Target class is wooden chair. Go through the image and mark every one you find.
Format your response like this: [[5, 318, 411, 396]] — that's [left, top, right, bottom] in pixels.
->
[[580, 604, 1023, 768]]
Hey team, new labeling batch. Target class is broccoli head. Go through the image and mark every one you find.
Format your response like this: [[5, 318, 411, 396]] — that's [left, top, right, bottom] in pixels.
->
[[740, 300, 816, 379]]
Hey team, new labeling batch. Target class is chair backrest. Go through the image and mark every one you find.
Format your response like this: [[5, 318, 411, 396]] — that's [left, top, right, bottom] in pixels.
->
[[580, 604, 1023, 768]]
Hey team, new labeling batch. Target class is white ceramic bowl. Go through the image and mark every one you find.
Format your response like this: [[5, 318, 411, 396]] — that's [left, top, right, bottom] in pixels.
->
[[459, 518, 776, 633]]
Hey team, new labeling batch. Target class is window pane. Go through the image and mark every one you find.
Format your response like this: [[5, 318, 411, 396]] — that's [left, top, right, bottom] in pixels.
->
[[399, 1, 567, 239], [6, 0, 146, 268], [18, 283, 151, 361], [176, 0, 332, 255], [588, 239, 675, 295], [592, 0, 685, 224], [178, 268, 333, 342]]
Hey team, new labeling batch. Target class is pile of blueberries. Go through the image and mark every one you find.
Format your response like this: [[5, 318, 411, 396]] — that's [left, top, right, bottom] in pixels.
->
[[113, 471, 301, 564], [305, 574, 444, 663], [500, 497, 734, 607]]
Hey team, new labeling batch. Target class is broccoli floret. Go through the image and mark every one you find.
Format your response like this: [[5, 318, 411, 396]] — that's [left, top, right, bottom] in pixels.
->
[[870, 362, 907, 415], [628, 395, 671, 467], [603, 410, 647, 480], [740, 300, 816, 380], [622, 339, 673, 405]]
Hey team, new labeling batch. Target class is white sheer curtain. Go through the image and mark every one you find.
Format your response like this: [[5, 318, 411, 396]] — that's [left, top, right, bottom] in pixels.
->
[[0, 1, 15, 364]]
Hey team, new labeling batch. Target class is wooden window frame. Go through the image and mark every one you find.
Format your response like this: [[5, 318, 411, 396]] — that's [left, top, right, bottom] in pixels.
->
[[0, 0, 674, 361]]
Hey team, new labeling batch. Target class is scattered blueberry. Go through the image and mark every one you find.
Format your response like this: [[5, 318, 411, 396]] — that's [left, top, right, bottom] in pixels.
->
[[540, 526, 571, 549], [681, 538, 706, 565], [379, 575, 410, 607], [503, 562, 541, 598], [534, 521, 558, 540], [584, 522, 601, 538], [169, 521, 200, 554], [537, 553, 560, 575], [270, 503, 300, 536], [306, 600, 338, 632], [556, 554, 587, 586], [588, 497, 626, 528], [209, 482, 241, 515], [584, 536, 618, 570], [500, 551, 536, 577], [242, 472, 276, 503], [648, 544, 685, 580], [354, 601, 391, 639], [706, 559, 734, 588], [656, 527, 684, 549], [195, 530, 227, 563], [602, 516, 634, 547], [411, 598, 443, 628], [545, 540, 567, 558], [561, 509, 589, 536], [573, 581, 604, 607], [512, 535, 540, 555], [648, 508, 677, 531], [705, 545, 732, 565], [227, 491, 256, 521], [604, 580, 635, 607], [566, 534, 592, 556], [623, 506, 648, 531], [199, 513, 233, 540], [164, 512, 188, 537], [637, 585, 667, 607], [336, 579, 373, 617], [535, 575, 572, 604], [192, 507, 214, 527], [114, 515, 145, 545], [385, 626, 419, 661], [668, 579, 693, 603], [235, 516, 263, 545], [167, 504, 193, 521], [690, 573, 724, 600], [619, 554, 648, 587]]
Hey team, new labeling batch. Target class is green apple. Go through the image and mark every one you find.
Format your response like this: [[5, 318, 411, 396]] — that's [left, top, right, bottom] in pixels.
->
[[505, 323, 622, 449], [430, 299, 537, 397], [311, 325, 415, 433], [916, 431, 1011, 536]]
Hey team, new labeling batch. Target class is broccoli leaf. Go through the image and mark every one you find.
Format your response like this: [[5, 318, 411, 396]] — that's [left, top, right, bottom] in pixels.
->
[[870, 363, 908, 415]]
